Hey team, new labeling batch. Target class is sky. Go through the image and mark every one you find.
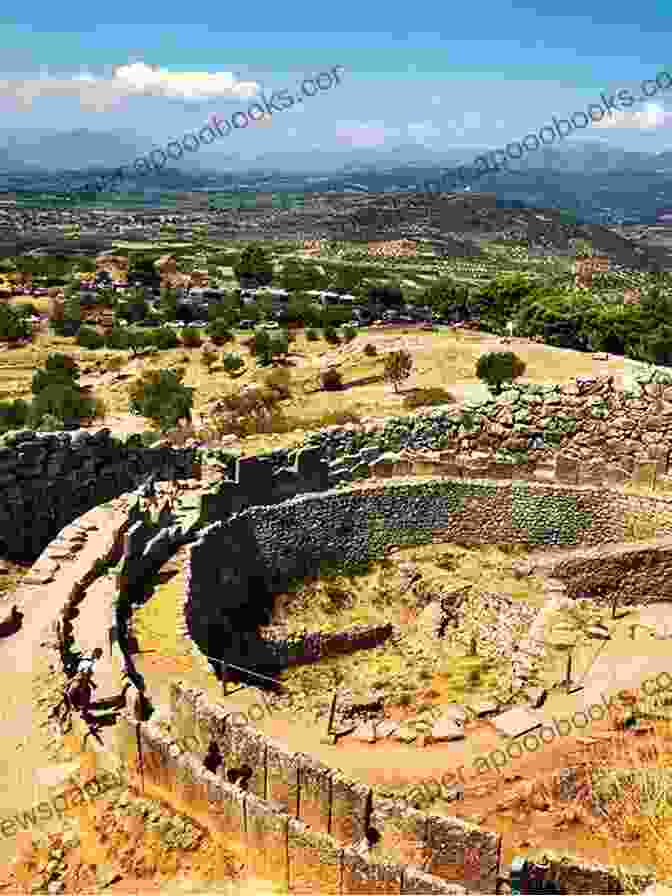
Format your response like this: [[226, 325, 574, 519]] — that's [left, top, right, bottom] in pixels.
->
[[0, 0, 671, 166]]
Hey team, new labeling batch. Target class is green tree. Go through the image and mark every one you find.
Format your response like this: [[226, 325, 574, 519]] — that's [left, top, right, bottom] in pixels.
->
[[128, 255, 161, 289], [29, 353, 98, 428], [76, 325, 105, 350], [330, 265, 366, 296], [422, 277, 471, 320], [105, 327, 131, 350], [31, 353, 80, 394], [280, 260, 326, 292], [233, 244, 274, 288], [160, 222, 178, 241], [472, 274, 539, 331], [475, 351, 526, 394], [640, 325, 672, 367], [128, 368, 194, 432], [206, 319, 234, 345], [0, 304, 32, 342], [222, 352, 244, 374], [384, 349, 413, 393], [29, 384, 97, 428], [158, 286, 179, 320], [191, 223, 209, 251], [0, 399, 29, 433]]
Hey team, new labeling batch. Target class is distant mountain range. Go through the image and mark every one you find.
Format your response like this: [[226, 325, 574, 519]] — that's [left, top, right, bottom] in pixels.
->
[[2, 128, 672, 176], [1, 129, 672, 224]]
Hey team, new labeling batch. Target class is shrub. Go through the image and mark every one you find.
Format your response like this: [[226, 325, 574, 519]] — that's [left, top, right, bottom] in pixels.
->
[[342, 325, 357, 342], [206, 319, 233, 345], [76, 325, 105, 350], [105, 327, 130, 350], [402, 387, 455, 409], [363, 342, 377, 356], [475, 350, 526, 394], [306, 328, 319, 341], [323, 326, 340, 345], [0, 398, 30, 432], [36, 413, 65, 432], [0, 304, 32, 342], [31, 353, 80, 395], [151, 327, 180, 350], [384, 349, 413, 393], [29, 384, 97, 429], [320, 367, 342, 391], [181, 327, 203, 348], [221, 352, 244, 374], [128, 368, 194, 432], [248, 328, 289, 366]]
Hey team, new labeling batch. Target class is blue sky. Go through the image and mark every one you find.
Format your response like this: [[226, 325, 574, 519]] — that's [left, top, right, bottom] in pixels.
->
[[0, 0, 671, 162]]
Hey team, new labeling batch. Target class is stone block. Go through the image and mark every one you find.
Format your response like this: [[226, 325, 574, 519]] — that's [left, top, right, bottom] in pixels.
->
[[226, 724, 267, 799], [288, 819, 342, 894], [244, 792, 289, 884], [369, 798, 430, 868], [341, 846, 403, 894], [402, 867, 466, 893], [297, 754, 332, 834], [492, 706, 544, 738], [203, 772, 247, 840], [555, 455, 579, 484], [426, 816, 501, 893], [429, 718, 465, 743], [605, 465, 629, 486], [265, 738, 300, 816], [633, 460, 657, 489], [330, 772, 370, 846]]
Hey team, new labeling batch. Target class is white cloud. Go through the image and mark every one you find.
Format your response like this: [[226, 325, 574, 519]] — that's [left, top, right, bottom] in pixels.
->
[[0, 62, 260, 110], [593, 101, 672, 130]]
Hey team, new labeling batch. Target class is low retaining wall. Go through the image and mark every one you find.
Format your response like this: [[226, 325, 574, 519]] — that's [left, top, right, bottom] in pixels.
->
[[0, 428, 198, 560], [264, 623, 395, 667], [163, 682, 500, 892], [524, 538, 672, 607]]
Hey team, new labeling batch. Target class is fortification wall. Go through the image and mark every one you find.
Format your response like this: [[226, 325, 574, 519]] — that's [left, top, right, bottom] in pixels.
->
[[158, 682, 499, 892], [0, 428, 198, 560], [296, 370, 672, 482]]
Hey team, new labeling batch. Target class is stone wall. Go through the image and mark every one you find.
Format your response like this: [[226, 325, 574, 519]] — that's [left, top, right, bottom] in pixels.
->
[[292, 369, 672, 487], [111, 712, 471, 894], [197, 445, 331, 528], [0, 428, 198, 560], [201, 370, 672, 503], [185, 476, 672, 673], [522, 537, 672, 608], [164, 682, 499, 893]]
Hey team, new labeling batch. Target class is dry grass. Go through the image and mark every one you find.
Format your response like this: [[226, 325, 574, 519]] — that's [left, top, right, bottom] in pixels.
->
[[267, 542, 548, 713], [575, 721, 672, 887], [0, 326, 650, 454]]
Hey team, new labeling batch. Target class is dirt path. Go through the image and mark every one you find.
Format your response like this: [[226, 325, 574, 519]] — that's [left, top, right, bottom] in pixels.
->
[[0, 500, 129, 866]]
